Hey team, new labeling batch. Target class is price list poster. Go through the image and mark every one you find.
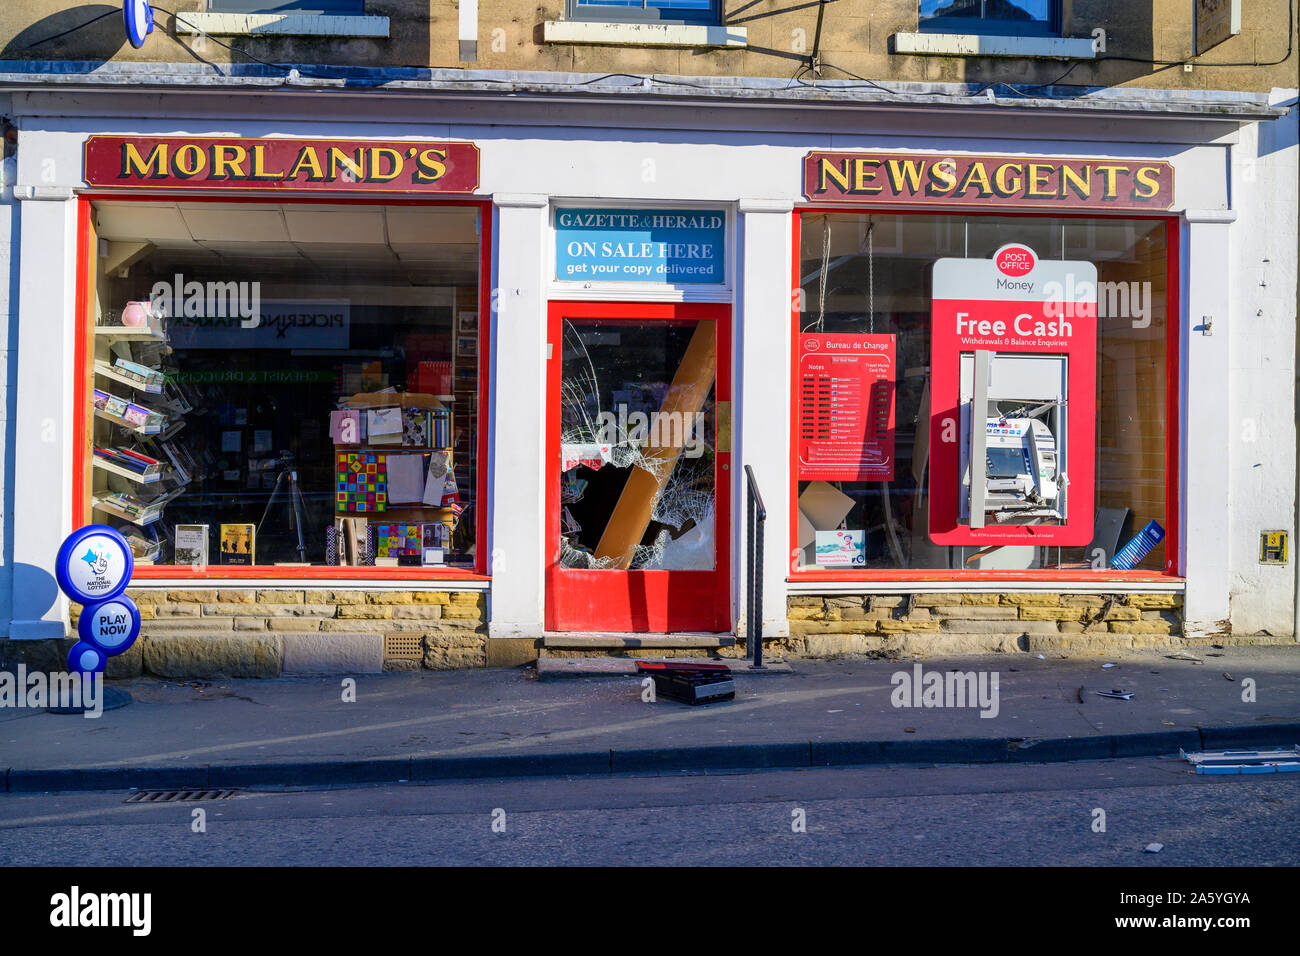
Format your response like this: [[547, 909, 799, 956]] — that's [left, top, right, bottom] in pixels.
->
[[797, 333, 897, 481]]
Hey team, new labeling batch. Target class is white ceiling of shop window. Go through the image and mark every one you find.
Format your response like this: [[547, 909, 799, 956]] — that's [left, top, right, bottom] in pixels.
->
[[283, 207, 388, 244], [385, 206, 478, 244], [181, 205, 286, 242], [92, 201, 481, 284], [198, 240, 302, 257], [94, 203, 197, 242]]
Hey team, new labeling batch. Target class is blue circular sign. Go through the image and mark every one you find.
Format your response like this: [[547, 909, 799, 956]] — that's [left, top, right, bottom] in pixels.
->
[[123, 0, 155, 50], [79, 595, 141, 656], [55, 524, 134, 605], [68, 641, 107, 675]]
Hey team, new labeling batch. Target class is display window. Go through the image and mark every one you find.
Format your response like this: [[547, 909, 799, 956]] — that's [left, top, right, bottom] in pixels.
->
[[792, 211, 1178, 578], [73, 197, 490, 577]]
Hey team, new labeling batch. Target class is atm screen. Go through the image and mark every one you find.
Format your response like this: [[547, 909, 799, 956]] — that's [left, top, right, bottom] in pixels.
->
[[986, 447, 1028, 479]]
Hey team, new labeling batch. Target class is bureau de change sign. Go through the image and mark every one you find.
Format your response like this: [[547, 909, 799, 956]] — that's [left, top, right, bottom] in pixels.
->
[[556, 209, 726, 284]]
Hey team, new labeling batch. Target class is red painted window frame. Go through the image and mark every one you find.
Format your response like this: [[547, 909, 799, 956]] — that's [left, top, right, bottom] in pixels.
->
[[544, 299, 733, 632], [789, 206, 1183, 584], [73, 193, 494, 581]]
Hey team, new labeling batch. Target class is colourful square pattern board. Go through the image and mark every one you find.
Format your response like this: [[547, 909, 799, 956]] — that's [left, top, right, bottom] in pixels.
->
[[336, 451, 388, 513], [374, 523, 422, 559]]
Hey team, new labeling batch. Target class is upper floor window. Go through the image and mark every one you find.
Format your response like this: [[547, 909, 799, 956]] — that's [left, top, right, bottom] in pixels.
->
[[207, 0, 364, 12], [919, 0, 1060, 37], [568, 0, 720, 25]]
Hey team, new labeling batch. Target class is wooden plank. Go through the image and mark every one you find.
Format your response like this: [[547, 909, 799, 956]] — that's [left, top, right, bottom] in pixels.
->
[[593, 322, 716, 569]]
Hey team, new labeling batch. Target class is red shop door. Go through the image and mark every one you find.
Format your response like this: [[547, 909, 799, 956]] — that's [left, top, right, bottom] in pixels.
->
[[545, 301, 731, 633]]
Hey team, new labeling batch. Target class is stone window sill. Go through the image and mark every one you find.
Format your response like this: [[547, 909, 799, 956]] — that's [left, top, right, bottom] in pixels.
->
[[891, 32, 1097, 60], [174, 13, 390, 38], [542, 21, 746, 48]]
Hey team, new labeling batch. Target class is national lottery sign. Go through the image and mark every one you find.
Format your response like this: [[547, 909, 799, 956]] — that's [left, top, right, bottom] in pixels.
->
[[56, 524, 134, 605]]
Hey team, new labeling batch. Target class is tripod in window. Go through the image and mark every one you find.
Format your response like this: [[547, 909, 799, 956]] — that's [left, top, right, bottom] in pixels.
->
[[256, 452, 310, 564]]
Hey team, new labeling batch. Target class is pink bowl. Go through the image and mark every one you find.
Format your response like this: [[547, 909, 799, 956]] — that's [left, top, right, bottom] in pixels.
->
[[121, 301, 150, 327]]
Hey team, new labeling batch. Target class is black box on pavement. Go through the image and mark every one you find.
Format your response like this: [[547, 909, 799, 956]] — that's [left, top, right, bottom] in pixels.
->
[[636, 661, 735, 705]]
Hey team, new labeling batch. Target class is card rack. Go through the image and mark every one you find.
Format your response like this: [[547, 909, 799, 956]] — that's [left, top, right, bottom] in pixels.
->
[[90, 306, 196, 562], [329, 391, 459, 566]]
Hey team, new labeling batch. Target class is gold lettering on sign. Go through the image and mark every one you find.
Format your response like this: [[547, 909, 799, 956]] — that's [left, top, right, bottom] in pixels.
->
[[121, 142, 167, 179], [803, 151, 1173, 209]]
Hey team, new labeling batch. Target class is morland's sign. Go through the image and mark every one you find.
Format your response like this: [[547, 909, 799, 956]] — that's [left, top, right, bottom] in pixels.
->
[[83, 136, 480, 193], [803, 151, 1174, 211]]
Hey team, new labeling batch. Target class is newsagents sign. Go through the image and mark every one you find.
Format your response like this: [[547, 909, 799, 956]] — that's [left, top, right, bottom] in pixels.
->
[[556, 209, 726, 284]]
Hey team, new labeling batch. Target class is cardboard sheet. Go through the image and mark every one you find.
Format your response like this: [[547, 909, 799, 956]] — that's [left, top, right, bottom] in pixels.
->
[[797, 508, 817, 549], [798, 480, 855, 531]]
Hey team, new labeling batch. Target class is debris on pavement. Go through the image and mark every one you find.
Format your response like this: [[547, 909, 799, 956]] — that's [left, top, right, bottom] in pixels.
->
[[1223, 673, 1235, 681], [1143, 843, 1164, 853], [1102, 663, 1116, 669], [1095, 689, 1134, 700], [1166, 652, 1204, 664], [1180, 746, 1300, 775], [635, 660, 734, 705]]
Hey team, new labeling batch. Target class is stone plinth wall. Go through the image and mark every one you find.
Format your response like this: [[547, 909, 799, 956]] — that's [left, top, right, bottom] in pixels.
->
[[772, 592, 1188, 658], [55, 588, 493, 677]]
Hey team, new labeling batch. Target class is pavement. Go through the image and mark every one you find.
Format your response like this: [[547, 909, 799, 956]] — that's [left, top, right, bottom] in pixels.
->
[[2, 645, 1298, 792]]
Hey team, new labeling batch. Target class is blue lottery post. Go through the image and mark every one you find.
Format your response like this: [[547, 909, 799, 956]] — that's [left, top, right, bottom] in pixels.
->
[[78, 594, 142, 657], [51, 524, 138, 712]]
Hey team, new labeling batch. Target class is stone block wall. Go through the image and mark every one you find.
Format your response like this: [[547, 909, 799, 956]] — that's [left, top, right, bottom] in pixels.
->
[[777, 592, 1189, 658], [4, 1, 1294, 93], [18, 586, 1279, 675], [58, 588, 492, 677]]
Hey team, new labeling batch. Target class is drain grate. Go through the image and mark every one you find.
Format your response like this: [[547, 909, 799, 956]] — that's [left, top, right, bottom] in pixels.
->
[[124, 789, 239, 804]]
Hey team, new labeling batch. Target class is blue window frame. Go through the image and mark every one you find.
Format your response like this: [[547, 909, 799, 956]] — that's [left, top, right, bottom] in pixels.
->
[[919, 0, 1060, 37], [207, 0, 364, 12], [567, 0, 720, 26]]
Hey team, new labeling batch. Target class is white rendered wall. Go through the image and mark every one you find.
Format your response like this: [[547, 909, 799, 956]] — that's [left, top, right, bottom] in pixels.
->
[[1225, 96, 1299, 639], [7, 186, 76, 638], [0, 154, 17, 634], [736, 200, 793, 636], [1181, 209, 1236, 635], [488, 194, 549, 636]]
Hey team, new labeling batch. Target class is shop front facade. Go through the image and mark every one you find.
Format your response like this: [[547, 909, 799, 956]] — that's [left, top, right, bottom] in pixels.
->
[[1, 77, 1295, 675]]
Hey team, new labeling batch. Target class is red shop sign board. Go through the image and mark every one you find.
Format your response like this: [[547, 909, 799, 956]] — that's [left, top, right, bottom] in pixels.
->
[[802, 151, 1174, 211], [797, 333, 896, 482], [83, 136, 480, 194], [928, 245, 1097, 546]]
